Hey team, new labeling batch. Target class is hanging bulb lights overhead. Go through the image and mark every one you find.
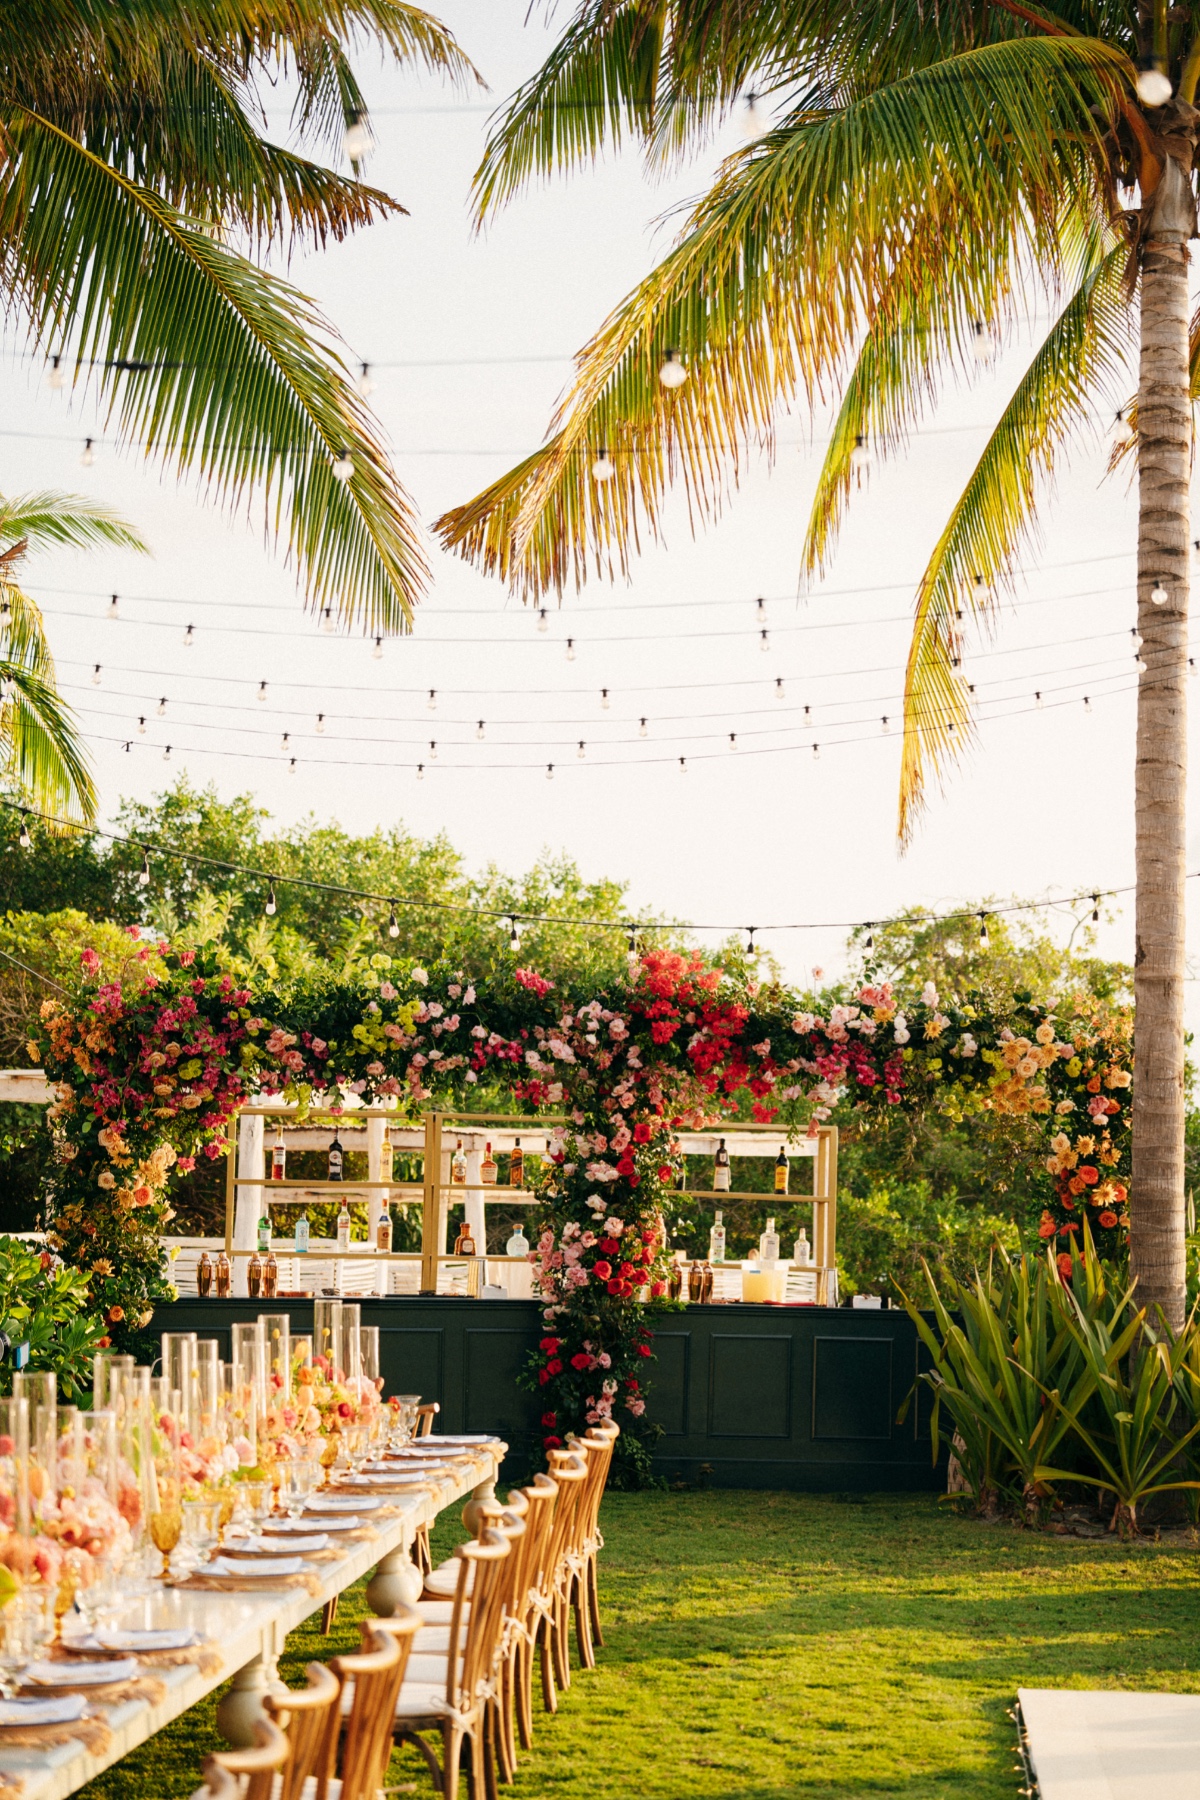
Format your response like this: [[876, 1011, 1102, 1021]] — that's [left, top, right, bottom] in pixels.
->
[[321, 607, 335, 633], [566, 637, 576, 661], [107, 594, 119, 620], [288, 758, 297, 775], [80, 438, 94, 468], [1091, 894, 1100, 925], [638, 717, 648, 737], [745, 927, 757, 959], [679, 756, 688, 774], [600, 688, 610, 710], [427, 689, 437, 712], [970, 320, 992, 365], [775, 677, 785, 701], [258, 681, 268, 702], [537, 608, 548, 633], [812, 742, 820, 760], [755, 596, 767, 621], [864, 924, 874, 952], [388, 904, 400, 939], [137, 715, 146, 734], [357, 363, 376, 399], [971, 572, 989, 605], [591, 448, 616, 482], [265, 883, 277, 917], [739, 90, 767, 141], [183, 623, 194, 646], [881, 715, 890, 734], [729, 731, 738, 750], [477, 720, 486, 740], [372, 636, 383, 660], [138, 848, 150, 888], [977, 912, 990, 949], [280, 732, 290, 752], [546, 762, 555, 780], [157, 696, 167, 716], [428, 740, 437, 761], [1113, 410, 1136, 446], [48, 356, 64, 391], [577, 740, 586, 759], [91, 664, 101, 686], [508, 916, 522, 952], [658, 349, 688, 389], [760, 629, 770, 652], [332, 450, 354, 480], [1151, 578, 1168, 604], [316, 713, 326, 734], [1084, 695, 1092, 712], [17, 812, 31, 849], [416, 763, 425, 781], [162, 744, 172, 762], [343, 112, 373, 159], [626, 925, 639, 958], [1035, 690, 1043, 708], [849, 433, 872, 471], [1135, 58, 1173, 106]]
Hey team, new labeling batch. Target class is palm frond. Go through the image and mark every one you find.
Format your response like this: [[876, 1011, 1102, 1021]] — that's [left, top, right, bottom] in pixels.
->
[[438, 35, 1126, 595], [0, 585, 94, 823], [0, 492, 148, 559], [897, 243, 1129, 842], [7, 109, 426, 631]]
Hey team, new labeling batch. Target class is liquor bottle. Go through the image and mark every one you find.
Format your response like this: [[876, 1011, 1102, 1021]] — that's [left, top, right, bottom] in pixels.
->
[[257, 1206, 272, 1255], [336, 1201, 351, 1252], [270, 1125, 286, 1181], [481, 1142, 497, 1185], [214, 1251, 231, 1298], [700, 1262, 714, 1303], [687, 1261, 703, 1302], [196, 1250, 213, 1297], [379, 1127, 394, 1185], [668, 1258, 683, 1302], [793, 1227, 811, 1267], [376, 1200, 393, 1255], [775, 1146, 790, 1195], [247, 1250, 263, 1299], [506, 1222, 530, 1258], [713, 1138, 731, 1192], [263, 1250, 278, 1299], [451, 1139, 467, 1185], [759, 1216, 780, 1265], [509, 1138, 524, 1188], [708, 1210, 726, 1263], [328, 1130, 344, 1182], [454, 1220, 476, 1256], [294, 1211, 310, 1255]]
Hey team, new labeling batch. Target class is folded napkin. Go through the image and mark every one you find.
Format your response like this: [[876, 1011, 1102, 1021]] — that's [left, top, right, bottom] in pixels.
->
[[94, 1629, 199, 1653], [269, 1514, 364, 1533], [0, 1694, 88, 1726], [26, 1657, 140, 1688], [207, 1555, 303, 1578], [305, 1495, 382, 1513], [259, 1534, 329, 1553]]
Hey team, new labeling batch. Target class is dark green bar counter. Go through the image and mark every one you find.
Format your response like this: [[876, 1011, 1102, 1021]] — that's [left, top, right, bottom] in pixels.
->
[[157, 1297, 944, 1492]]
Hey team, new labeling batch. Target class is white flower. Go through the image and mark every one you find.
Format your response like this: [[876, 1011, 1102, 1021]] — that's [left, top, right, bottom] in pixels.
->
[[411, 966, 428, 986], [586, 1194, 607, 1214], [463, 986, 476, 1005], [604, 1218, 625, 1237], [960, 1034, 977, 1057], [893, 1013, 910, 1045], [921, 981, 938, 1007]]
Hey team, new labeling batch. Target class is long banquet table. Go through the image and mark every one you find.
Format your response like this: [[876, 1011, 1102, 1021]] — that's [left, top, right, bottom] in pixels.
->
[[0, 1436, 505, 1800]]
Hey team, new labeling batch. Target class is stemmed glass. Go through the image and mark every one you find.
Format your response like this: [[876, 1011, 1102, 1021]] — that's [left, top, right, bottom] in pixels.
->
[[389, 1396, 421, 1450], [148, 1387, 183, 1579], [279, 1460, 319, 1520], [0, 1600, 34, 1699]]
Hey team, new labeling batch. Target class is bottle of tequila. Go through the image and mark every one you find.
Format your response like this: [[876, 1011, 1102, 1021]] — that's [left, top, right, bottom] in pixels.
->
[[708, 1210, 726, 1263], [481, 1142, 497, 1185]]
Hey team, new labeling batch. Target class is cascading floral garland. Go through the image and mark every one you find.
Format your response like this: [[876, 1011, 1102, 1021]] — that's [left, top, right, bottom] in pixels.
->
[[28, 935, 1133, 1479]]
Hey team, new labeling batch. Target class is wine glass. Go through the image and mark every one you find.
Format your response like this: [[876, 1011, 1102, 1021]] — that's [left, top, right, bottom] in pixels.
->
[[149, 1495, 182, 1579], [0, 1597, 34, 1698]]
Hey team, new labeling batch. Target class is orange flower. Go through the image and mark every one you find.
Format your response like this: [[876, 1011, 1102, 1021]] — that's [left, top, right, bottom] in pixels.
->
[[106, 1305, 124, 1323], [1098, 1210, 1118, 1229], [1057, 1253, 1073, 1281]]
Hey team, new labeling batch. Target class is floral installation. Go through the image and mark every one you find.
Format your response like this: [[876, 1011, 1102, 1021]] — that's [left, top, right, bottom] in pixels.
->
[[28, 940, 1133, 1475]]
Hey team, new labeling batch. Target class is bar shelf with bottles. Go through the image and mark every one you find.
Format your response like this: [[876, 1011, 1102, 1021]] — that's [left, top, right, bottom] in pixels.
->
[[666, 1123, 838, 1308]]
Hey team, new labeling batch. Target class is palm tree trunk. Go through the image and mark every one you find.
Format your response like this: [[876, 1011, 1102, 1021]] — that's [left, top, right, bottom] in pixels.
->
[[1131, 169, 1191, 1333]]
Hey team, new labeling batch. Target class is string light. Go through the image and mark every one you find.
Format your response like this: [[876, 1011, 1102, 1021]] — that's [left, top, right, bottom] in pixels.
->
[[280, 732, 290, 752], [639, 718, 648, 737], [864, 925, 874, 952], [18, 812, 31, 849], [756, 597, 767, 621], [48, 356, 64, 391], [626, 925, 639, 957], [388, 905, 400, 938], [849, 433, 871, 471], [1084, 695, 1092, 711], [429, 740, 437, 761], [416, 763, 424, 781], [508, 917, 522, 952], [760, 629, 769, 652], [79, 439, 94, 468], [972, 574, 989, 605], [600, 689, 610, 710], [321, 607, 335, 633], [1151, 579, 1168, 605], [332, 451, 354, 481], [970, 320, 992, 365], [546, 762, 555, 780], [1091, 894, 1100, 924], [745, 927, 757, 959], [357, 362, 376, 398], [258, 682, 268, 702], [316, 714, 326, 733], [659, 350, 688, 389], [591, 449, 616, 482], [477, 720, 486, 740], [343, 113, 373, 159], [978, 912, 990, 948], [1035, 690, 1043, 708], [537, 609, 548, 633], [881, 716, 890, 734], [812, 742, 820, 760], [265, 882, 277, 916], [1113, 411, 1136, 446], [91, 664, 101, 686], [679, 756, 688, 773], [288, 757, 297, 775], [427, 689, 437, 712], [577, 740, 586, 759], [729, 732, 737, 749], [107, 594, 119, 620], [123, 741, 130, 753], [183, 624, 194, 646], [157, 696, 167, 716], [740, 91, 767, 140], [137, 716, 146, 734], [775, 678, 785, 701], [138, 848, 150, 887], [373, 637, 383, 660], [566, 638, 576, 661], [162, 744, 172, 762]]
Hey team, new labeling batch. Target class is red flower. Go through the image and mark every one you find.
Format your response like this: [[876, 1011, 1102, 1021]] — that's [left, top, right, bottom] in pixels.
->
[[637, 1344, 652, 1358], [593, 1260, 612, 1281], [1098, 1209, 1119, 1229], [656, 1165, 673, 1182], [1079, 1165, 1099, 1185], [599, 1238, 619, 1256], [539, 1336, 560, 1352], [1037, 1218, 1056, 1239], [616, 1155, 635, 1176], [633, 1122, 652, 1143], [545, 1358, 563, 1376], [570, 1352, 592, 1371], [607, 1278, 624, 1296], [540, 1411, 557, 1428], [619, 1262, 636, 1281], [543, 1435, 563, 1449], [96, 1336, 111, 1349], [650, 1280, 666, 1297], [538, 1369, 551, 1386], [1057, 1253, 1073, 1281]]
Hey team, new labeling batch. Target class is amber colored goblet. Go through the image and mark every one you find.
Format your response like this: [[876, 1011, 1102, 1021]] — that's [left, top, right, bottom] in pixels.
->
[[149, 1507, 182, 1579]]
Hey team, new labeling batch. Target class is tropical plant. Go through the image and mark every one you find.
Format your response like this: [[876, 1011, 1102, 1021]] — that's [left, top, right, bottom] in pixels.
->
[[2, 0, 479, 633], [435, 3, 1195, 1327], [0, 492, 146, 820], [0, 1235, 109, 1401]]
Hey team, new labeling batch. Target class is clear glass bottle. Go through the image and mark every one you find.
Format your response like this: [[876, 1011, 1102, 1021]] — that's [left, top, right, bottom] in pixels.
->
[[376, 1200, 393, 1255], [775, 1145, 790, 1195], [451, 1139, 467, 1185], [295, 1211, 310, 1255], [509, 1138, 524, 1187], [505, 1222, 530, 1258], [481, 1142, 497, 1185], [336, 1200, 352, 1252], [380, 1127, 394, 1186], [793, 1226, 811, 1267], [759, 1216, 780, 1265], [328, 1131, 344, 1182], [257, 1206, 272, 1255], [270, 1125, 286, 1181], [713, 1138, 731, 1192], [708, 1210, 726, 1263]]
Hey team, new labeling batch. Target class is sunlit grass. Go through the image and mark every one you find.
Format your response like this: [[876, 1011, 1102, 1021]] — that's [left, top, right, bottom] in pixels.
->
[[76, 1491, 1200, 1800]]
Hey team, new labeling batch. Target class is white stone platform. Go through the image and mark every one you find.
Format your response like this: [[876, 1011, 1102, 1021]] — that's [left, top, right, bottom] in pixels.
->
[[1020, 1687, 1200, 1798]]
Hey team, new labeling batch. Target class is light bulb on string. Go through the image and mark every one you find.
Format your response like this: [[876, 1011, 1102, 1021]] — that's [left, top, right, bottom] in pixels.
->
[[265, 883, 277, 917], [508, 917, 522, 952], [849, 433, 871, 471], [321, 607, 335, 633], [812, 742, 820, 760], [977, 913, 990, 949], [546, 763, 555, 780], [316, 714, 326, 733], [1084, 695, 1092, 712], [280, 732, 290, 752], [429, 740, 437, 761], [1151, 579, 1168, 604], [137, 715, 146, 734], [18, 812, 31, 850], [80, 438, 94, 468], [107, 594, 119, 620], [258, 682, 268, 702], [591, 448, 616, 482], [729, 732, 737, 750], [157, 696, 167, 716], [1135, 59, 1173, 106], [357, 363, 376, 399], [1091, 894, 1100, 924], [577, 740, 586, 760], [138, 848, 150, 888], [970, 320, 992, 365], [91, 664, 101, 686], [343, 113, 373, 159], [756, 597, 767, 621], [659, 350, 688, 389], [416, 763, 424, 781], [373, 637, 383, 660], [638, 717, 648, 737], [427, 689, 437, 712], [864, 925, 874, 952], [388, 905, 400, 939], [971, 573, 989, 605], [477, 720, 485, 740], [679, 756, 688, 774], [47, 356, 64, 392], [537, 609, 548, 633], [626, 925, 639, 958], [775, 677, 785, 701], [881, 716, 890, 734], [332, 451, 354, 481], [183, 623, 194, 646], [745, 927, 757, 960], [804, 705, 811, 721], [760, 629, 769, 652], [601, 688, 610, 710], [162, 744, 172, 762], [740, 91, 767, 141], [288, 758, 297, 776], [1035, 690, 1043, 709], [566, 638, 576, 662], [122, 741, 130, 753], [1113, 410, 1136, 446]]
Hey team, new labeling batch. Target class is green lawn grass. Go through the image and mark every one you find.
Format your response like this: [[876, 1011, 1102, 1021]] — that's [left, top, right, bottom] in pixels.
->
[[75, 1491, 1200, 1800]]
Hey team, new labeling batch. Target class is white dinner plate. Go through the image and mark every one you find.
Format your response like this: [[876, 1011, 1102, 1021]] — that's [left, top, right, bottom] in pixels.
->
[[0, 1693, 89, 1725], [305, 1495, 383, 1513], [207, 1555, 303, 1578], [26, 1657, 140, 1687], [268, 1514, 364, 1533], [95, 1628, 199, 1653], [258, 1534, 329, 1553]]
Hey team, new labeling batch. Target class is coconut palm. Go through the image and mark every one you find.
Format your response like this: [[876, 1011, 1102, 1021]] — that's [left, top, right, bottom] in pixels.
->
[[1, 0, 478, 637], [435, 2, 1196, 1328], [0, 492, 148, 822]]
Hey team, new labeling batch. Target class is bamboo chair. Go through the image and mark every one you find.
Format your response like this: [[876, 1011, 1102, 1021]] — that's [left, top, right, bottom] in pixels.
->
[[565, 1425, 619, 1668], [409, 1402, 441, 1574], [263, 1661, 341, 1800], [203, 1718, 290, 1800], [538, 1449, 589, 1710], [502, 1474, 559, 1761], [189, 1763, 239, 1800], [330, 1614, 418, 1800], [383, 1530, 511, 1800]]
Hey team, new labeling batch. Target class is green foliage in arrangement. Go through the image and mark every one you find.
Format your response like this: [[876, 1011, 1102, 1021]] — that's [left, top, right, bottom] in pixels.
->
[[0, 1235, 107, 1400]]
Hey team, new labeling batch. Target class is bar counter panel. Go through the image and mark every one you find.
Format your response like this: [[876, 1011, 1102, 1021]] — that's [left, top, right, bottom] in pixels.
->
[[157, 1297, 944, 1491]]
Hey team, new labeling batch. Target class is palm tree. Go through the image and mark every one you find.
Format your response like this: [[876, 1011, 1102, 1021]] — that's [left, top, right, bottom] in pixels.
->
[[435, 3, 1194, 1327], [1, 0, 478, 636], [0, 491, 148, 822]]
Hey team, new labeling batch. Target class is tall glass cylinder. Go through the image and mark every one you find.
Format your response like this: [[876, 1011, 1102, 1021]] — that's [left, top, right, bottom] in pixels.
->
[[147, 1389, 182, 1578], [193, 1340, 222, 1455], [360, 1327, 380, 1388], [260, 1315, 291, 1399], [312, 1300, 342, 1378], [12, 1373, 54, 1525], [160, 1333, 197, 1431], [220, 1362, 257, 1470], [0, 1397, 30, 1544], [337, 1303, 362, 1388], [93, 1352, 134, 1413]]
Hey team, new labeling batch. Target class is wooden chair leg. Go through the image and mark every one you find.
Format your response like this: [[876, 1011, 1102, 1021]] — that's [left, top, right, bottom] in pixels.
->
[[587, 1555, 604, 1649], [321, 1594, 339, 1633], [573, 1572, 595, 1671], [538, 1619, 558, 1715], [414, 1523, 431, 1575], [515, 1638, 534, 1748], [552, 1593, 571, 1693], [443, 1723, 465, 1800]]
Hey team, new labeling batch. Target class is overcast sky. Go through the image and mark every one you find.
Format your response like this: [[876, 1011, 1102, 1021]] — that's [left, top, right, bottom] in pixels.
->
[[2, 3, 1193, 1007]]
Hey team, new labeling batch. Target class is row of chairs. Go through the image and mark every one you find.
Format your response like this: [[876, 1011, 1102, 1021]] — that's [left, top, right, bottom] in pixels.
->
[[194, 1423, 618, 1800]]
